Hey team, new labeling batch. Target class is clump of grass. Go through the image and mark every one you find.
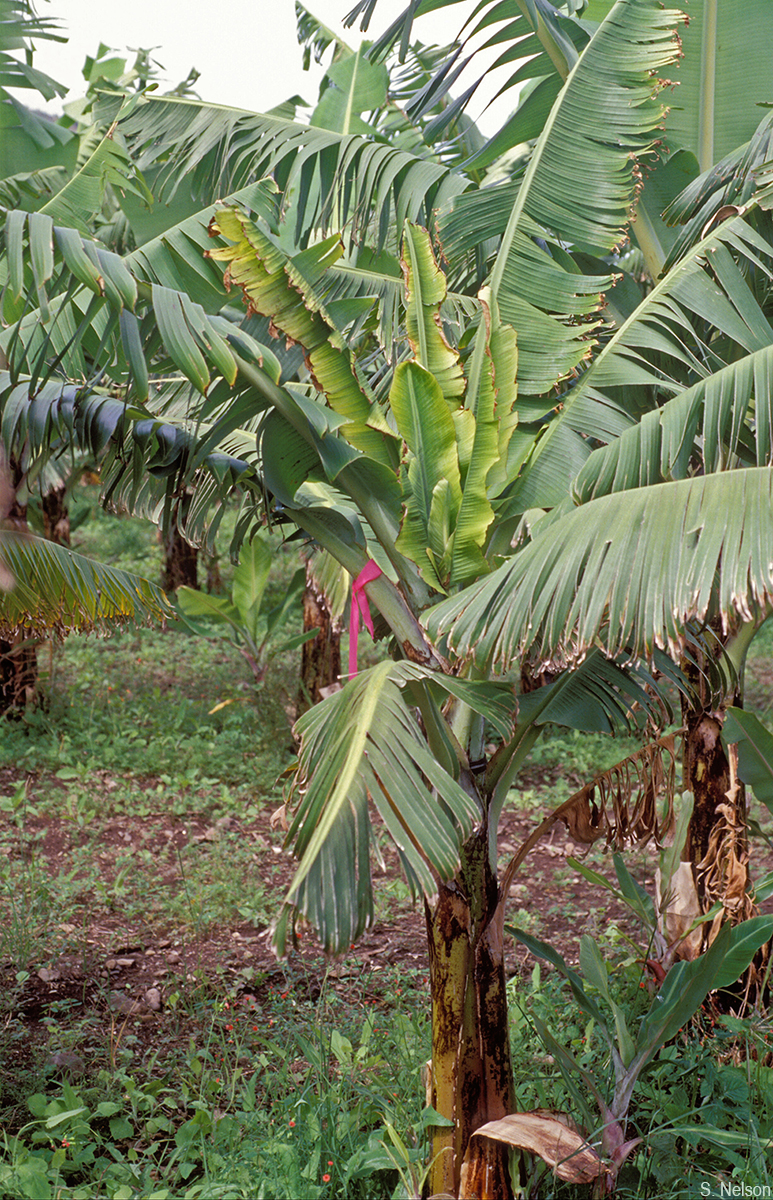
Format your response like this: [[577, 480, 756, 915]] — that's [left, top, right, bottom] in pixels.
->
[[16, 626, 295, 797]]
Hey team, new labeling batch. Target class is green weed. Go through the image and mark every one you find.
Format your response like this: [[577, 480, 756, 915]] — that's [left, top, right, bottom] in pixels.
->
[[505, 941, 773, 1198], [0, 968, 431, 1200]]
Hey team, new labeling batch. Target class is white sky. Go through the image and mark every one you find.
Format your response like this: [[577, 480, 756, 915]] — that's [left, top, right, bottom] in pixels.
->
[[25, 0, 511, 134]]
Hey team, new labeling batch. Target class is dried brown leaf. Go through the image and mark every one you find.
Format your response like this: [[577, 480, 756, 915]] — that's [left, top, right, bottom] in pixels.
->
[[696, 748, 755, 930], [460, 1112, 607, 1187], [499, 734, 679, 902], [270, 804, 289, 832]]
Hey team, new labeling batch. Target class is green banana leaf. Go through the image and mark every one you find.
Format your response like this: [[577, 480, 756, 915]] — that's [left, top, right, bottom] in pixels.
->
[[665, 0, 773, 171], [311, 46, 389, 136], [276, 658, 482, 954], [723, 707, 773, 816], [428, 468, 773, 668]]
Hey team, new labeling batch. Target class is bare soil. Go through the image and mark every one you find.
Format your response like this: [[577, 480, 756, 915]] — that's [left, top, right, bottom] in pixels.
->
[[2, 759, 772, 1082]]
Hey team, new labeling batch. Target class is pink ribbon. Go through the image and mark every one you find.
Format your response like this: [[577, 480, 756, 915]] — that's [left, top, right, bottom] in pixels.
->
[[348, 560, 383, 678]]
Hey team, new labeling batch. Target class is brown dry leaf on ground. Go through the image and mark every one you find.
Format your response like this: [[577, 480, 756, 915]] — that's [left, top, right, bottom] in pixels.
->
[[459, 1111, 608, 1189]]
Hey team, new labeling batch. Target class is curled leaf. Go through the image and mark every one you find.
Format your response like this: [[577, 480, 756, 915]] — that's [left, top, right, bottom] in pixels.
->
[[459, 1112, 607, 1188]]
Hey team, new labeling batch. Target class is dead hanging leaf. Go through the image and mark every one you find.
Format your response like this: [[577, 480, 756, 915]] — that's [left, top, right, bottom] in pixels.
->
[[270, 803, 289, 832], [696, 746, 755, 936], [657, 860, 703, 961], [701, 203, 747, 239], [664, 743, 758, 970], [459, 1112, 608, 1189], [421, 1059, 433, 1108], [499, 734, 679, 901], [558, 733, 677, 849]]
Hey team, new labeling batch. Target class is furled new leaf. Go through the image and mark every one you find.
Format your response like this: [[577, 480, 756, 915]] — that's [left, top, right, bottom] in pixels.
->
[[449, 286, 518, 585]]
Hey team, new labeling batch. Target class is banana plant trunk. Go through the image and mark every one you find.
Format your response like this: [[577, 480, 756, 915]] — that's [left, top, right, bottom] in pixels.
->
[[683, 706, 737, 863], [425, 822, 515, 1199], [1, 462, 38, 714], [680, 705, 751, 947], [0, 634, 37, 713], [41, 484, 70, 545], [297, 566, 341, 716], [161, 494, 199, 592], [675, 628, 752, 959]]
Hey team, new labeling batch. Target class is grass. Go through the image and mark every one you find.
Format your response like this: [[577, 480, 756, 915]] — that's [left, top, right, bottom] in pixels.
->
[[1, 495, 773, 1197], [15, 626, 294, 800], [0, 969, 431, 1200]]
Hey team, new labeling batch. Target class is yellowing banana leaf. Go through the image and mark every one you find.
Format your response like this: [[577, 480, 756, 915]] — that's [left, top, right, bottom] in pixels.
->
[[0, 529, 173, 638], [391, 361, 462, 590], [401, 221, 465, 406], [209, 208, 397, 465], [448, 287, 518, 586]]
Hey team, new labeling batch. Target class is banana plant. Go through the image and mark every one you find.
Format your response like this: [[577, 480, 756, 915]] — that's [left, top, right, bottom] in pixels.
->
[[176, 532, 311, 686], [7, 2, 773, 1195], [511, 915, 773, 1183], [0, 527, 173, 638], [0, 521, 174, 711], [205, 169, 766, 1190], [199, 181, 676, 1194]]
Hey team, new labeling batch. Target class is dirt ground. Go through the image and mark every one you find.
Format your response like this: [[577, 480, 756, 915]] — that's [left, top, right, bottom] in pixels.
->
[[2, 758, 772, 1062], [0, 772, 695, 1019]]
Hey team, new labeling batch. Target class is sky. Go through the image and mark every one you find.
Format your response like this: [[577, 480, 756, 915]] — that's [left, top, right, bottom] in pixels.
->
[[25, 0, 510, 134]]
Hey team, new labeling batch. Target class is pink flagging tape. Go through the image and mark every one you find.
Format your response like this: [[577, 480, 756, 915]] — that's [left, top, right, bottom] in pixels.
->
[[348, 560, 383, 678]]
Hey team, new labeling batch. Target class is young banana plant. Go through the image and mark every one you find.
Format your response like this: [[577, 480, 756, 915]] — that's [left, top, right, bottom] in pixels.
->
[[204, 204, 687, 1196], [176, 532, 311, 686]]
